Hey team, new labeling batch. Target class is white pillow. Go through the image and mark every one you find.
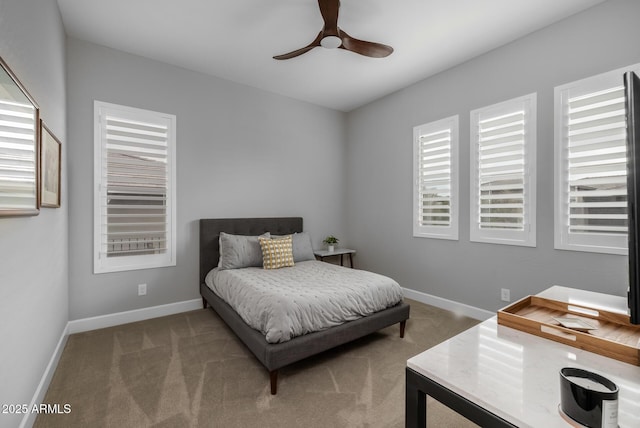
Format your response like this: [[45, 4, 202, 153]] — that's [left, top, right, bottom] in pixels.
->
[[218, 232, 270, 269], [272, 232, 315, 262]]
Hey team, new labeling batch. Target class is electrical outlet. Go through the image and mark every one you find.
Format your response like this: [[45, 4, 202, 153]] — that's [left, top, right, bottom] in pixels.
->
[[138, 283, 147, 296], [501, 288, 511, 302]]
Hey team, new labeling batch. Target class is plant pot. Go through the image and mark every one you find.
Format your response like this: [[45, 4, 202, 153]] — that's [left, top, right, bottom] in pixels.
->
[[328, 245, 334, 252]]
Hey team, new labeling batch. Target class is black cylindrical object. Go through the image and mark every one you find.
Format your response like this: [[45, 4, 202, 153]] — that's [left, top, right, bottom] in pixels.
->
[[560, 367, 619, 428]]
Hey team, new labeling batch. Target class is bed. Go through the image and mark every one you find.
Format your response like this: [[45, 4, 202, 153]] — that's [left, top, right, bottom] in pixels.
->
[[199, 217, 410, 394]]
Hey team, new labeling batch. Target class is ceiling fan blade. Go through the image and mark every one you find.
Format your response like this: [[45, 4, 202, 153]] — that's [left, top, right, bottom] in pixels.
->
[[318, 0, 340, 36], [273, 45, 317, 60], [273, 32, 322, 60], [340, 30, 393, 58]]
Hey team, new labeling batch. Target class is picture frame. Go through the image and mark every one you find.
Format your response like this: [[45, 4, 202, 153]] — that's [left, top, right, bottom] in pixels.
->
[[0, 55, 40, 216], [40, 120, 61, 208]]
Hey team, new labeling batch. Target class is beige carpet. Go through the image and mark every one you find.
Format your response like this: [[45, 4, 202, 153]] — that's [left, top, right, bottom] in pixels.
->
[[35, 299, 480, 427]]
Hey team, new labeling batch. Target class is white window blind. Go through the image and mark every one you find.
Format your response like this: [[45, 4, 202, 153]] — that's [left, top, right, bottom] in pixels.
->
[[470, 94, 536, 247], [0, 99, 37, 211], [567, 88, 627, 235], [555, 65, 640, 254], [94, 101, 176, 273], [413, 116, 459, 240]]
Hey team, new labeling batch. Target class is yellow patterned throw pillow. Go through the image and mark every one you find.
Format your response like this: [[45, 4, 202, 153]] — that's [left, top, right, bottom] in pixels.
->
[[259, 236, 295, 269]]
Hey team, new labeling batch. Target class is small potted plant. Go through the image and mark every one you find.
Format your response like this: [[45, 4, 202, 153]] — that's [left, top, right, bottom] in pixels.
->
[[323, 235, 339, 252]]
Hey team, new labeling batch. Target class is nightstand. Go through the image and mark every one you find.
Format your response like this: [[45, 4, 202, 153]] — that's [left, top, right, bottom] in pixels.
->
[[313, 248, 356, 268]]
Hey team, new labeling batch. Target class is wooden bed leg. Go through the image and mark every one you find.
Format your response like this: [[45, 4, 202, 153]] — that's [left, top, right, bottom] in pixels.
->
[[400, 320, 406, 338], [202, 297, 208, 309], [270, 370, 278, 395]]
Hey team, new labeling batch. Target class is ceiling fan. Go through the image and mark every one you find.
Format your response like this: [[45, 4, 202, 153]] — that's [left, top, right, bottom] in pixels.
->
[[273, 0, 393, 60]]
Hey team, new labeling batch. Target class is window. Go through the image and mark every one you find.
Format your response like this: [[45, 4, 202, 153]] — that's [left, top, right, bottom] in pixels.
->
[[554, 65, 640, 255], [94, 101, 176, 273], [413, 115, 459, 240], [470, 94, 537, 247]]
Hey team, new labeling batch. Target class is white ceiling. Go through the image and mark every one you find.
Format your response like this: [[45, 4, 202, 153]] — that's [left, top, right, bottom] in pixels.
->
[[56, 0, 606, 112]]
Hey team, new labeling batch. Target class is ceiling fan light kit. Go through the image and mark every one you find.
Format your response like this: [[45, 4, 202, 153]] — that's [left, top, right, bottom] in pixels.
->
[[274, 0, 393, 60], [320, 35, 342, 49]]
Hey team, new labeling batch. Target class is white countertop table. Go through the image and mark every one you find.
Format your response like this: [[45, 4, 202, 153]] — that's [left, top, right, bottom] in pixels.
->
[[406, 286, 640, 427]]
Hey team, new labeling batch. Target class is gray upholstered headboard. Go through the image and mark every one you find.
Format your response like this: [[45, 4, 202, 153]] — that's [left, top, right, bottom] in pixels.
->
[[199, 217, 303, 285]]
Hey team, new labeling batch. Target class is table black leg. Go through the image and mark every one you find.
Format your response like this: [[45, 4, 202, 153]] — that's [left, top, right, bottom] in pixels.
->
[[406, 368, 427, 428], [349, 253, 354, 268], [405, 367, 517, 428], [340, 254, 344, 266]]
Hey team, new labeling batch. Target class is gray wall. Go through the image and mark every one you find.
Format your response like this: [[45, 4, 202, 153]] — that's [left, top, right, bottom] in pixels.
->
[[0, 0, 67, 426], [66, 38, 347, 320], [345, 0, 640, 312]]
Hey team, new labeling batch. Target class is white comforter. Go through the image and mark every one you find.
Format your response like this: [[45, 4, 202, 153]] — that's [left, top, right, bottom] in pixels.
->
[[205, 260, 403, 343]]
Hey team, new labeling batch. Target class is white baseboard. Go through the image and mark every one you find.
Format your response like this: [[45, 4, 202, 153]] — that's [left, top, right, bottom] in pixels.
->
[[20, 298, 203, 427], [20, 324, 69, 428], [68, 298, 203, 334], [402, 287, 494, 321]]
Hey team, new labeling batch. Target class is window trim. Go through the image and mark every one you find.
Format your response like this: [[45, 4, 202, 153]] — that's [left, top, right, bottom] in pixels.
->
[[413, 115, 459, 241], [469, 93, 537, 247], [554, 65, 640, 255], [93, 101, 177, 274]]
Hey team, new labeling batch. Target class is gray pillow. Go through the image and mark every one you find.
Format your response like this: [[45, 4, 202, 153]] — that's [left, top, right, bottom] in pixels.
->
[[218, 232, 270, 269], [272, 232, 315, 262]]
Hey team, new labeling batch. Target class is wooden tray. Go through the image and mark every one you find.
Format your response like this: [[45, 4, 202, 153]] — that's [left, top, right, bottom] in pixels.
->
[[497, 295, 640, 366]]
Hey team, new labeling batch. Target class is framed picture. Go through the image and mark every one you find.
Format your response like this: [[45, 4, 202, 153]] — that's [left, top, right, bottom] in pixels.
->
[[40, 120, 61, 208], [0, 55, 40, 216]]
